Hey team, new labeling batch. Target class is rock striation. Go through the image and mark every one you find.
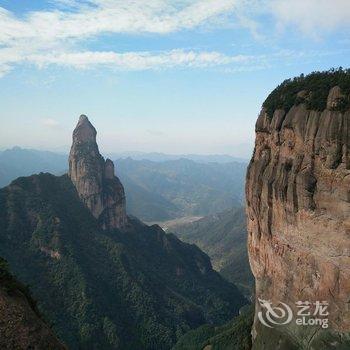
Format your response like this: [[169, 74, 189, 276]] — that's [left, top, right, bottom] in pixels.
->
[[68, 115, 127, 229], [246, 77, 350, 349]]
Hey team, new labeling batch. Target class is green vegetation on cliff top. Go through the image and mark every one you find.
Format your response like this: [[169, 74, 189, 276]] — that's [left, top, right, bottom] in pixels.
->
[[263, 68, 350, 117]]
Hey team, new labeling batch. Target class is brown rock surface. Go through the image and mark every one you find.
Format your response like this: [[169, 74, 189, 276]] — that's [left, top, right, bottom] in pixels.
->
[[327, 86, 345, 110], [68, 115, 127, 229], [246, 86, 350, 348], [0, 280, 65, 349]]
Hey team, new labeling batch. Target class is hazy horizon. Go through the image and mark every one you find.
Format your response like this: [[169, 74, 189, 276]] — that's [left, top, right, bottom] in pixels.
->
[[0, 144, 252, 161]]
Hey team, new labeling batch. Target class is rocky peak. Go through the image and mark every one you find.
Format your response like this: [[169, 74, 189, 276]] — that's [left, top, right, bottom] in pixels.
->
[[327, 85, 344, 110], [73, 114, 97, 143], [104, 158, 115, 179], [68, 115, 127, 230]]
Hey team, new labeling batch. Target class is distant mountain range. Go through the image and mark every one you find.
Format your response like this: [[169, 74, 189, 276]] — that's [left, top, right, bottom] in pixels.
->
[[0, 147, 247, 222], [117, 158, 247, 221], [0, 147, 67, 188], [107, 151, 249, 164]]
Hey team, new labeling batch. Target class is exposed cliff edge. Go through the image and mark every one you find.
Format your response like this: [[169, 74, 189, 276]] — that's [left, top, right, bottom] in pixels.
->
[[0, 257, 65, 350], [68, 115, 127, 229], [246, 69, 350, 349]]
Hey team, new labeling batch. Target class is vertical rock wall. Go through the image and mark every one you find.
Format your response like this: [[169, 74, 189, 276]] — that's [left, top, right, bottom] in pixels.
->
[[246, 86, 350, 349]]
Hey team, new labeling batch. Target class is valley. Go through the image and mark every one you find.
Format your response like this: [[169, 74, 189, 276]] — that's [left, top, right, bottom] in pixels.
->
[[0, 116, 248, 349]]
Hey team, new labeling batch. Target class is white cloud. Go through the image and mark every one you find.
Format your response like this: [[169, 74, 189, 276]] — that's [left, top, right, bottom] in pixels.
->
[[228, 0, 350, 41], [28, 49, 252, 70], [0, 45, 332, 76], [41, 118, 60, 128], [146, 129, 166, 137], [0, 64, 11, 77], [0, 1, 237, 44], [6, 46, 315, 73], [0, 0, 348, 76], [0, 1, 240, 75], [270, 0, 350, 37]]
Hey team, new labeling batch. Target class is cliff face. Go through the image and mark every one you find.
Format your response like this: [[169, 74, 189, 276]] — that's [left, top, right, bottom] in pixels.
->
[[246, 80, 350, 348], [68, 115, 127, 229]]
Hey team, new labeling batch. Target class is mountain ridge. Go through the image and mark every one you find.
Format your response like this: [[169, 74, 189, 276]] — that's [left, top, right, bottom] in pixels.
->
[[0, 116, 247, 349]]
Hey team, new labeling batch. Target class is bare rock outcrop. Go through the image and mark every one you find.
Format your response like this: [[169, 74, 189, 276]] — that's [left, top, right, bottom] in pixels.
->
[[327, 86, 345, 110], [0, 259, 66, 350], [68, 115, 127, 229], [246, 84, 350, 348]]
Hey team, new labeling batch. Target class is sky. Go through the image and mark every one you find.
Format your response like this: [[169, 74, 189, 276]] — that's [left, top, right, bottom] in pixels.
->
[[0, 0, 349, 158]]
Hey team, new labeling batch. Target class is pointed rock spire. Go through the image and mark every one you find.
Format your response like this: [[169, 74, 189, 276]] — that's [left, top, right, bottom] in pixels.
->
[[73, 114, 97, 143], [68, 115, 127, 229]]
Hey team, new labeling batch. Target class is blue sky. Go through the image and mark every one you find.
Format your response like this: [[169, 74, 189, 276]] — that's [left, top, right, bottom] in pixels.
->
[[0, 0, 349, 158]]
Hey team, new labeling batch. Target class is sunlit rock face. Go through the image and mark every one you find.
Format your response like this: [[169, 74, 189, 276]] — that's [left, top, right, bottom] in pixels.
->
[[68, 115, 127, 230], [246, 86, 350, 349]]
